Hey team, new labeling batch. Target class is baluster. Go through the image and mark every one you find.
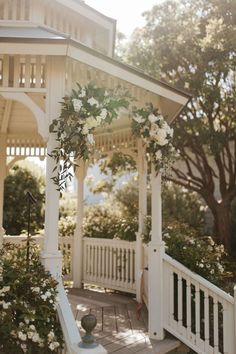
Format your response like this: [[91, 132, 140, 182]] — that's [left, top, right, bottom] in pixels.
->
[[121, 247, 125, 286], [24, 55, 31, 88], [35, 56, 42, 88], [3, 55, 9, 87], [109, 245, 112, 284], [105, 245, 109, 281], [195, 284, 201, 346], [114, 246, 117, 285], [213, 297, 219, 352], [186, 278, 192, 340], [12, 55, 20, 87], [97, 245, 101, 281], [126, 248, 129, 287], [177, 273, 183, 332]]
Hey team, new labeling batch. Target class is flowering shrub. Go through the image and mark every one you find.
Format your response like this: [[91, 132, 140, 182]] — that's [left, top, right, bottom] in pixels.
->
[[49, 83, 176, 190], [49, 83, 130, 190], [0, 243, 64, 353], [58, 216, 76, 237], [132, 104, 176, 172]]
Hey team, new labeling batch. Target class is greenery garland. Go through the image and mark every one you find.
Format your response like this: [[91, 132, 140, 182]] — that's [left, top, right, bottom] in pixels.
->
[[49, 83, 176, 191]]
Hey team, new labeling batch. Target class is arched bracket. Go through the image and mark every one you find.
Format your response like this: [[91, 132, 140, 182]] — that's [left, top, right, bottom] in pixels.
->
[[0, 92, 48, 140]]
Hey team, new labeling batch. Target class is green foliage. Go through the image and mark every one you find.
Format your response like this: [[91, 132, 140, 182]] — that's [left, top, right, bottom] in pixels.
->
[[126, 0, 236, 249], [3, 165, 45, 235], [49, 83, 130, 191], [83, 205, 121, 239], [0, 243, 64, 353], [162, 221, 227, 287]]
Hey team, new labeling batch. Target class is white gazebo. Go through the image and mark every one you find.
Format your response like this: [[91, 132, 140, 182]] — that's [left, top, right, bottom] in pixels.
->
[[3, 2, 233, 354]]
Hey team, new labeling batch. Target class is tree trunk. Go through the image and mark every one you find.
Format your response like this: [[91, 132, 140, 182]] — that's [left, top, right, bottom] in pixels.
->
[[213, 202, 231, 251]]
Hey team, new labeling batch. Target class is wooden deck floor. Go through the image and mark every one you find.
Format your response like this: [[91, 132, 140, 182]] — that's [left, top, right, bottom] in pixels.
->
[[67, 287, 155, 353]]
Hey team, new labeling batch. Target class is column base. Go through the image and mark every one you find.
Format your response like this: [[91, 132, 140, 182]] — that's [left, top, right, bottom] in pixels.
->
[[41, 251, 63, 279]]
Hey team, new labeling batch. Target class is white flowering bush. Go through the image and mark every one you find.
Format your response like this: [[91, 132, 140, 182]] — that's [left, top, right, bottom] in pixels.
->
[[132, 104, 176, 172], [0, 243, 64, 353], [49, 83, 130, 190]]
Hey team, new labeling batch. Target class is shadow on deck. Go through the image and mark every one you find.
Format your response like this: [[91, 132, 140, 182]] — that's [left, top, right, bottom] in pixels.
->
[[67, 287, 182, 354], [67, 287, 154, 353]]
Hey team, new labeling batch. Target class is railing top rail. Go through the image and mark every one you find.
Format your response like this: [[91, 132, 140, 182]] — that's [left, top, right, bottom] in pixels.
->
[[164, 253, 234, 304], [83, 237, 135, 247]]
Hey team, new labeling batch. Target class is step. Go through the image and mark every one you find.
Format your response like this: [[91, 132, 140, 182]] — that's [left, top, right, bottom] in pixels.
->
[[150, 338, 181, 354]]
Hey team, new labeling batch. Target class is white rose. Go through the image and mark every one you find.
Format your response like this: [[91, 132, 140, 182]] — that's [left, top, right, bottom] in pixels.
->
[[82, 126, 89, 135], [3, 301, 10, 309], [72, 98, 82, 112], [27, 331, 34, 339], [78, 88, 86, 98], [32, 333, 40, 343], [3, 286, 10, 292], [86, 117, 99, 129], [148, 114, 159, 123], [87, 134, 95, 145], [155, 150, 162, 160], [48, 331, 55, 341], [133, 115, 145, 124], [45, 291, 51, 298], [100, 108, 107, 120], [87, 97, 99, 107]]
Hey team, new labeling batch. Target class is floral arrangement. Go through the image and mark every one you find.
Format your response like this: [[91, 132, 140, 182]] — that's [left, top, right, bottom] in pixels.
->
[[0, 243, 64, 353], [49, 83, 176, 190], [131, 104, 175, 172], [49, 83, 130, 190]]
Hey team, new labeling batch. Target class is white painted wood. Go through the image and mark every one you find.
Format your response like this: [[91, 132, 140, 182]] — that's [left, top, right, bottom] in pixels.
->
[[73, 160, 85, 288], [42, 56, 66, 277], [82, 238, 136, 293], [136, 139, 147, 302], [163, 255, 235, 354], [0, 91, 47, 139], [177, 273, 183, 333], [149, 165, 164, 340], [0, 133, 7, 246], [2, 55, 9, 87]]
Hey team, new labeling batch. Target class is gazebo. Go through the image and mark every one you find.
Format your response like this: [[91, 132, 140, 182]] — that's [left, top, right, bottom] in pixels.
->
[[2, 2, 232, 354]]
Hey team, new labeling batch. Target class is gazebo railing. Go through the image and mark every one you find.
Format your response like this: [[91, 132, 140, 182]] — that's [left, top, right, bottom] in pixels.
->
[[82, 237, 136, 293]]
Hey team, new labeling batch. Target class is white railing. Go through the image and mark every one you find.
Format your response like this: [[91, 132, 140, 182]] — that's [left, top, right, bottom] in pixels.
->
[[83, 237, 136, 293], [0, 55, 46, 90], [3, 234, 73, 281], [163, 254, 235, 354]]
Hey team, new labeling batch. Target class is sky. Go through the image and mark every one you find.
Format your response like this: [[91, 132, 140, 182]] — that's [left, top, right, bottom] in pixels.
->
[[85, 0, 158, 37]]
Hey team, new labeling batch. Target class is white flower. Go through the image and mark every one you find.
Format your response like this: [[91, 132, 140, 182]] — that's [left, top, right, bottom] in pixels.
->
[[18, 331, 27, 341], [48, 331, 55, 341], [31, 287, 40, 293], [87, 134, 95, 145], [2, 301, 10, 309], [100, 108, 107, 120], [49, 341, 60, 351], [72, 98, 83, 112], [3, 286, 10, 292], [87, 97, 99, 107], [155, 150, 162, 160], [78, 88, 86, 98], [199, 263, 204, 268], [32, 333, 40, 343], [41, 294, 47, 301], [27, 331, 34, 339], [82, 126, 89, 135], [148, 114, 159, 123], [29, 324, 35, 331], [45, 291, 51, 298], [86, 117, 99, 129], [133, 115, 145, 124]]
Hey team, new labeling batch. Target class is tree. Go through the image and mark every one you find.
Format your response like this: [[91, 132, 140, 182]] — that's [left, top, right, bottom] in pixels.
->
[[3, 164, 45, 235], [126, 0, 236, 250]]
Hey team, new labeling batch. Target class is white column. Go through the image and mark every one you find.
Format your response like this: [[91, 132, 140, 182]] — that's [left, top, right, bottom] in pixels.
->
[[148, 164, 165, 340], [0, 134, 7, 246], [41, 56, 66, 278], [73, 160, 86, 288], [136, 140, 147, 302]]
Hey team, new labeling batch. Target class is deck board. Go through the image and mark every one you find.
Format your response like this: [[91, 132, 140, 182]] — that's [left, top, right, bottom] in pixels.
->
[[67, 287, 181, 354]]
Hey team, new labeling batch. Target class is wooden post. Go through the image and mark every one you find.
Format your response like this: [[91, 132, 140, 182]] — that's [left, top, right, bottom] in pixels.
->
[[136, 140, 147, 303], [73, 160, 86, 288], [148, 164, 165, 340], [41, 56, 66, 278], [0, 134, 7, 246]]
